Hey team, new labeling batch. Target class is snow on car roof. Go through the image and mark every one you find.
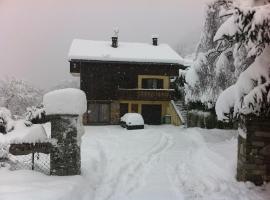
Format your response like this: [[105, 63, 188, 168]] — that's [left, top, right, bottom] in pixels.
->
[[120, 113, 144, 126], [68, 39, 185, 65]]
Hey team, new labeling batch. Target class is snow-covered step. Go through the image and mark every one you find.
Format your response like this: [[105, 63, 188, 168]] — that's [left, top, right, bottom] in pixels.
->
[[174, 100, 188, 126]]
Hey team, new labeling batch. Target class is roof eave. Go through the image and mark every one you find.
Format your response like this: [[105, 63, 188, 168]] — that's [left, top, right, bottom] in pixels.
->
[[69, 58, 185, 67]]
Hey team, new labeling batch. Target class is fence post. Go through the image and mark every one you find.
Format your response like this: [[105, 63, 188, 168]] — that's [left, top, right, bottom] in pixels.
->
[[32, 152, 35, 170]]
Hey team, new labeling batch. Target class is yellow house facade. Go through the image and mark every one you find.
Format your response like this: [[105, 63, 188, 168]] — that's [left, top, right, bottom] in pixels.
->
[[116, 75, 183, 126]]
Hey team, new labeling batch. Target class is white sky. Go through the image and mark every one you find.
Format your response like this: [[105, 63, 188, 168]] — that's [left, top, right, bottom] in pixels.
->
[[0, 0, 209, 89]]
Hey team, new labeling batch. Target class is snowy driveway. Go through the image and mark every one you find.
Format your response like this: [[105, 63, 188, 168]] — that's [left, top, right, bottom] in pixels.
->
[[1, 125, 269, 200], [81, 125, 270, 200]]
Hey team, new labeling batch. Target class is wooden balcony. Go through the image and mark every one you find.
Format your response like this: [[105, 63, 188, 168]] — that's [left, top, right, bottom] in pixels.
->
[[117, 88, 174, 101]]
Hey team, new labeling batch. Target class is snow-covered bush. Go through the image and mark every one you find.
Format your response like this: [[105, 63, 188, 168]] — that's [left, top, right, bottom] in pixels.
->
[[0, 78, 43, 116], [174, 69, 187, 100], [215, 1, 270, 120], [25, 105, 46, 124], [0, 143, 9, 160], [0, 107, 14, 134]]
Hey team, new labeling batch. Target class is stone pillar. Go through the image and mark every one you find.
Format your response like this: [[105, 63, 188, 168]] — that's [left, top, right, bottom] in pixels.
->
[[48, 114, 81, 176], [43, 88, 87, 176], [237, 115, 270, 185]]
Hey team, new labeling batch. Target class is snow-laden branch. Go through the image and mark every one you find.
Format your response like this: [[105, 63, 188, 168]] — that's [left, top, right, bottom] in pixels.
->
[[215, 3, 270, 120]]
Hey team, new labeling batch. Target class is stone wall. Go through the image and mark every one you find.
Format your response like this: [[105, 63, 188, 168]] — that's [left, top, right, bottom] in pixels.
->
[[187, 109, 235, 129], [48, 114, 81, 176], [237, 115, 270, 185]]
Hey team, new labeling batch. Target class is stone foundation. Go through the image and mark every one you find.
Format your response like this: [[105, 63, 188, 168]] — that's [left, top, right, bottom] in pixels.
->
[[48, 114, 81, 176], [237, 116, 270, 185]]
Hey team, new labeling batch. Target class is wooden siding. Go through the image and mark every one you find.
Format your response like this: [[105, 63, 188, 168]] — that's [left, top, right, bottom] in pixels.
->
[[73, 60, 181, 101], [118, 89, 174, 101]]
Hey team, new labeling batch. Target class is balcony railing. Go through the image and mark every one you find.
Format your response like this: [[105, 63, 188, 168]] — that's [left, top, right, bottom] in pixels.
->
[[117, 88, 174, 101]]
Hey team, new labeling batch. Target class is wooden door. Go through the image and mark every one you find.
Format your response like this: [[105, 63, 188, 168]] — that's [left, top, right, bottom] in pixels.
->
[[88, 104, 99, 123], [87, 103, 110, 124], [99, 104, 110, 123]]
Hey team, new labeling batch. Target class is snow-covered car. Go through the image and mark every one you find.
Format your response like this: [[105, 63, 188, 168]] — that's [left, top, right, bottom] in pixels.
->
[[120, 113, 144, 130]]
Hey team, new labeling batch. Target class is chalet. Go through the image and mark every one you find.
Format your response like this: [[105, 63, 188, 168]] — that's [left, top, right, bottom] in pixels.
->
[[68, 35, 186, 125]]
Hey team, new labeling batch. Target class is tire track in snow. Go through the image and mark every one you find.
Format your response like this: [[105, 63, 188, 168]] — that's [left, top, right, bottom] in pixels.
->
[[166, 130, 227, 200], [166, 130, 264, 200], [93, 131, 173, 200]]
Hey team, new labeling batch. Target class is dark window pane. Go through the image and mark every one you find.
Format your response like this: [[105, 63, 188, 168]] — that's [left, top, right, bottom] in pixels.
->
[[142, 78, 163, 89], [157, 79, 163, 89]]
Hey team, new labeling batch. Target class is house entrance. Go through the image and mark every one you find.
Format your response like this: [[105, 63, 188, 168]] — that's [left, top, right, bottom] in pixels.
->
[[120, 103, 128, 117], [141, 104, 162, 125], [87, 103, 110, 124]]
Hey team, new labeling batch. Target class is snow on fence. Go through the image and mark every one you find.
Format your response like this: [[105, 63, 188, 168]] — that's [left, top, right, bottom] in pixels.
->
[[0, 141, 51, 175], [8, 152, 50, 175], [9, 142, 51, 174], [0, 122, 52, 175]]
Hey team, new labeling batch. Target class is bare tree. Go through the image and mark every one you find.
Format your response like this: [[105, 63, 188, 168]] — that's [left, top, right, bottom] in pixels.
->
[[0, 77, 43, 116]]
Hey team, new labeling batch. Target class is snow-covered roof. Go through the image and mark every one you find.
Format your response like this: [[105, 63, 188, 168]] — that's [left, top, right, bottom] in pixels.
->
[[0, 121, 49, 144], [68, 39, 185, 65]]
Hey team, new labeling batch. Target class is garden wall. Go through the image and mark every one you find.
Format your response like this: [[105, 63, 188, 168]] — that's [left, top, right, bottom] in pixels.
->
[[187, 109, 235, 129], [237, 115, 270, 185]]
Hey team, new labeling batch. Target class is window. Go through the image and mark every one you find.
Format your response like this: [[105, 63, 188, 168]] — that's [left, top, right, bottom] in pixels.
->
[[142, 78, 163, 89]]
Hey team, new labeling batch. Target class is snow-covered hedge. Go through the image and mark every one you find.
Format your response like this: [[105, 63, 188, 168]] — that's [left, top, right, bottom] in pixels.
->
[[25, 105, 46, 124], [0, 143, 9, 159], [0, 107, 14, 134]]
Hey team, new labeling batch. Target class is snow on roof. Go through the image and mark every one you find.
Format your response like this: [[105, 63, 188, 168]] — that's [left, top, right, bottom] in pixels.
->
[[0, 120, 49, 144], [68, 39, 185, 65]]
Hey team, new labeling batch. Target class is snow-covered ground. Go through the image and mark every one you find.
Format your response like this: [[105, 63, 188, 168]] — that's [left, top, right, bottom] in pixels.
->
[[1, 125, 270, 200]]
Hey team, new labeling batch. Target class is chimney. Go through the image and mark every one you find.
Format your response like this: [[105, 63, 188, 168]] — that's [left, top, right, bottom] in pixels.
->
[[112, 28, 119, 48], [152, 34, 158, 46], [112, 37, 118, 48]]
